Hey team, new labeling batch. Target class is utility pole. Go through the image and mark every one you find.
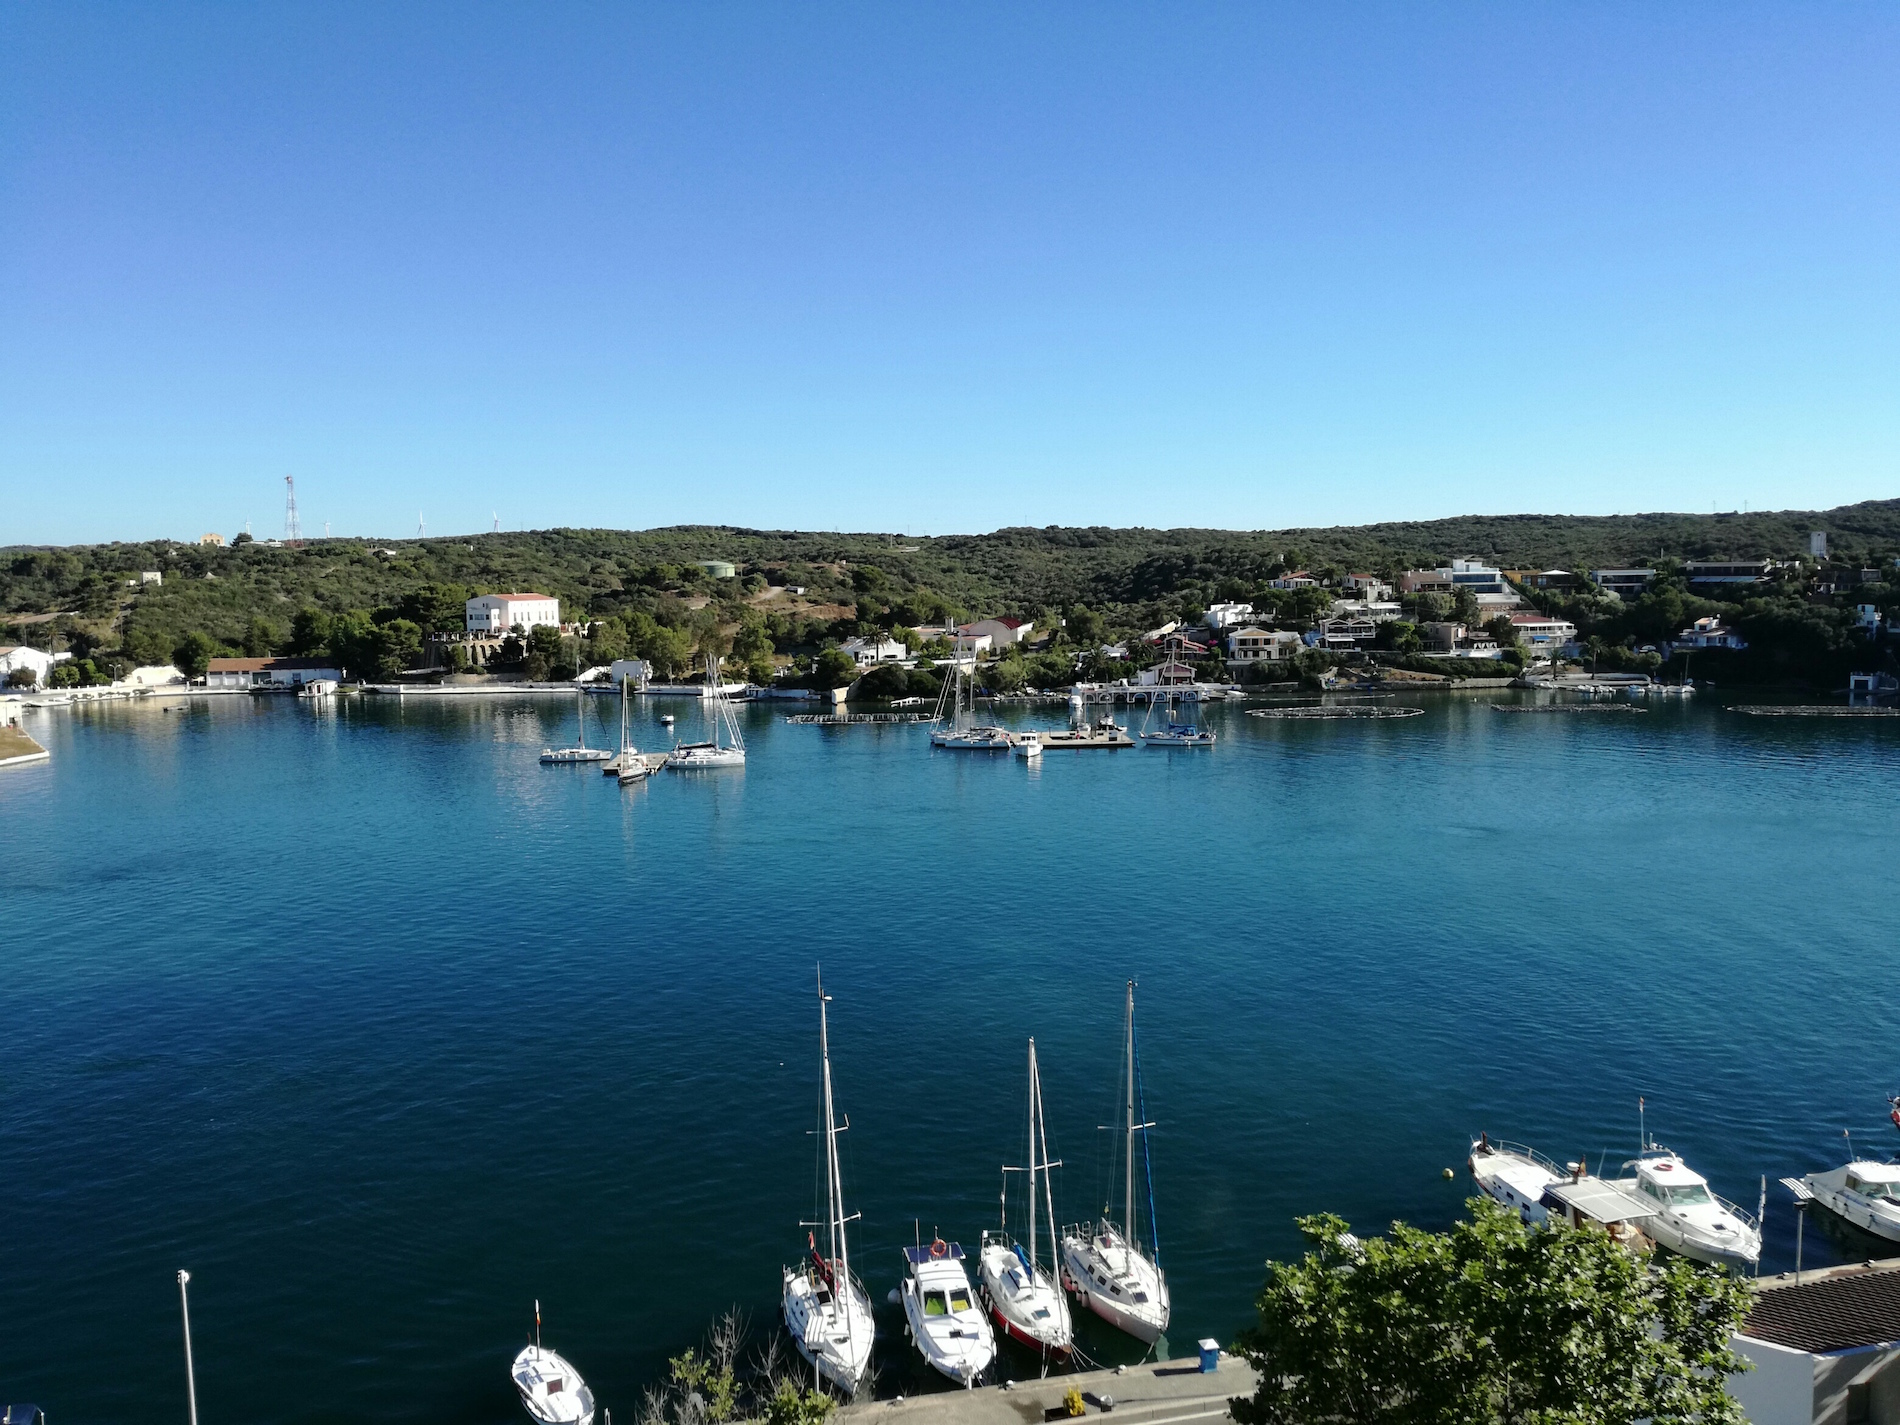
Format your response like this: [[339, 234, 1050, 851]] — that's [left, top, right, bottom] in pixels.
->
[[177, 1270, 200, 1425], [284, 476, 301, 545]]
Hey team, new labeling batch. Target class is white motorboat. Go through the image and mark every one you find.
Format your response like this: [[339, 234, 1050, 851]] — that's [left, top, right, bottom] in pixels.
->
[[1060, 982, 1170, 1344], [978, 1039, 1073, 1359], [668, 654, 746, 769], [661, 714, 675, 726], [782, 970, 876, 1395], [510, 1304, 596, 1425], [1801, 1160, 1900, 1242], [900, 1239, 995, 1386], [930, 640, 1012, 751], [1014, 733, 1042, 759], [1615, 1150, 1760, 1270], [542, 686, 612, 764], [1467, 1135, 1562, 1224]]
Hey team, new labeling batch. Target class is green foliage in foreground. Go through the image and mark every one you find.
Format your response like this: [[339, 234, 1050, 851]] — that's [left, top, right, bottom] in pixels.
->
[[1231, 1198, 1752, 1425]]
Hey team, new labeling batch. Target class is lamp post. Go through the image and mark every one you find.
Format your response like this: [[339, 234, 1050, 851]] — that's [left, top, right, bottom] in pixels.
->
[[177, 1270, 200, 1425]]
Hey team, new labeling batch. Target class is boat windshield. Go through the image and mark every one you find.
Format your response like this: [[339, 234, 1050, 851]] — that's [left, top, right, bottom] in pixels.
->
[[1851, 1177, 1897, 1200], [1668, 1185, 1714, 1206], [923, 1292, 949, 1317], [949, 1287, 974, 1313]]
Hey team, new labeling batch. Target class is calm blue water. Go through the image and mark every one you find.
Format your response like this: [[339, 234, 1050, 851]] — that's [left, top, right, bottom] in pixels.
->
[[4, 692, 1898, 1423]]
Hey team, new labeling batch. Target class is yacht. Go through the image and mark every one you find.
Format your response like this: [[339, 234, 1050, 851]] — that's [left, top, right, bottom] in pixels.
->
[[1014, 733, 1043, 759], [930, 642, 1013, 751], [1060, 982, 1170, 1344], [977, 1040, 1074, 1358], [1800, 1160, 1900, 1242], [510, 1304, 596, 1425], [1138, 658, 1215, 747], [541, 686, 613, 764], [899, 1239, 995, 1386], [668, 654, 746, 769], [1467, 1135, 1561, 1224], [781, 971, 876, 1394], [1615, 1150, 1760, 1270]]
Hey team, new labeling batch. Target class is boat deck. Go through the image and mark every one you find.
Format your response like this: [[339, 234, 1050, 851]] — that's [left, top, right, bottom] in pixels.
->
[[842, 1356, 1256, 1425]]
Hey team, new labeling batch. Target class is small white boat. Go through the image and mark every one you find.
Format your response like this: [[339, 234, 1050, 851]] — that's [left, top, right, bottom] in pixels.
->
[[1467, 1135, 1562, 1224], [667, 654, 746, 770], [1060, 982, 1170, 1344], [782, 971, 876, 1395], [1014, 734, 1042, 759], [542, 686, 612, 763], [511, 1304, 595, 1425], [1800, 1160, 1900, 1242], [661, 714, 675, 726], [978, 1039, 1073, 1358], [900, 1239, 995, 1386], [1615, 1150, 1760, 1270]]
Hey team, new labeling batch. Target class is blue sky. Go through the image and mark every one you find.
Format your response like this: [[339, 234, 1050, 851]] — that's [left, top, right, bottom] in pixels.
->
[[2, 3, 1895, 545]]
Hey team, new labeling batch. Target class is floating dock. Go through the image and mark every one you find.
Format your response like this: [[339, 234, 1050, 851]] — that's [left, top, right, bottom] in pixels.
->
[[842, 1357, 1257, 1425]]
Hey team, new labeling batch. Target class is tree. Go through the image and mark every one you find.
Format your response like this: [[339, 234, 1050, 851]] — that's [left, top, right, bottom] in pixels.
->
[[811, 647, 858, 690], [243, 617, 281, 657], [7, 666, 36, 688], [1231, 1198, 1752, 1425], [852, 663, 910, 700], [289, 608, 334, 656], [173, 630, 223, 679], [396, 582, 471, 633], [372, 619, 424, 679]]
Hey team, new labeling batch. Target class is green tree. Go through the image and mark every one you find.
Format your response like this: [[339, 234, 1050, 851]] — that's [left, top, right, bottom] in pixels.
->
[[173, 630, 223, 679], [7, 666, 37, 689], [243, 617, 281, 657], [1231, 1198, 1752, 1425], [289, 608, 334, 656], [396, 582, 471, 633], [762, 1383, 834, 1425], [372, 619, 424, 678], [811, 647, 858, 690]]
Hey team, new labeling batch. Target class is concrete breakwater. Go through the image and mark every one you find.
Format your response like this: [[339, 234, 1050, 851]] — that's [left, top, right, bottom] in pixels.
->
[[843, 1357, 1257, 1425]]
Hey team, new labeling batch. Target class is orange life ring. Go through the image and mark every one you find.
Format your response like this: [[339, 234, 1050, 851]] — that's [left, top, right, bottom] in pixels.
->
[[929, 1238, 948, 1260]]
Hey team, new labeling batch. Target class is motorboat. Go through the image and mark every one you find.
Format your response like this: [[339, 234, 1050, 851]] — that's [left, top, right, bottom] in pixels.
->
[[541, 686, 612, 764], [1060, 982, 1170, 1344], [667, 654, 746, 769], [1615, 1150, 1760, 1270], [900, 1239, 995, 1386], [1014, 733, 1042, 759], [1800, 1160, 1900, 1242], [781, 971, 876, 1395], [1467, 1135, 1562, 1224], [510, 1304, 596, 1425], [929, 640, 1012, 751], [661, 714, 675, 726], [978, 1040, 1073, 1358]]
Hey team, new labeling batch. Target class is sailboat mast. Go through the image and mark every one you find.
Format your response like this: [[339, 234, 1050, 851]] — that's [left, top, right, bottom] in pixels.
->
[[818, 974, 847, 1282], [1026, 1039, 1040, 1271], [1123, 980, 1136, 1243]]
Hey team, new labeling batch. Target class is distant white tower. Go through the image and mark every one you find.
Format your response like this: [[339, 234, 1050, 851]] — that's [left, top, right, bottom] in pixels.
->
[[284, 475, 301, 544], [1811, 531, 1828, 558], [324, 521, 331, 538], [417, 513, 425, 539], [492, 511, 500, 533]]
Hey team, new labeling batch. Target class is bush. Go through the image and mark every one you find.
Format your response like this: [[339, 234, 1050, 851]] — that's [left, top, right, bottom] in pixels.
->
[[850, 663, 910, 700]]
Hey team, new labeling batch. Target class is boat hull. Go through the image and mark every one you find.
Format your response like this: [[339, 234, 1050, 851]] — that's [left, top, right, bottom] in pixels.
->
[[1058, 1231, 1168, 1344], [1804, 1166, 1900, 1243], [782, 1266, 875, 1396], [976, 1243, 1072, 1356]]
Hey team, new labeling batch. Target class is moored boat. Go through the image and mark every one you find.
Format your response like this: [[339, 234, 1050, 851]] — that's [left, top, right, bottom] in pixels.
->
[[668, 654, 746, 769], [1614, 1149, 1760, 1270], [930, 641, 1012, 751], [1467, 1135, 1562, 1224], [978, 1039, 1073, 1359], [1799, 1160, 1900, 1242], [510, 1303, 596, 1425], [900, 1239, 995, 1386]]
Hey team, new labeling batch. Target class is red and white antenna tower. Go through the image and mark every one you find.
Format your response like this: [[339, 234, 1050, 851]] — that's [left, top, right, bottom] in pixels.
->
[[284, 476, 302, 545]]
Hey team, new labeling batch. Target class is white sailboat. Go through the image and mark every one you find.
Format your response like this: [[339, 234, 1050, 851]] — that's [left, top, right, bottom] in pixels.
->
[[541, 686, 613, 763], [668, 654, 746, 769], [510, 1301, 597, 1425], [900, 1236, 995, 1387], [781, 971, 876, 1396], [929, 641, 1012, 751], [1060, 981, 1170, 1344], [1138, 687, 1215, 747], [979, 1039, 1074, 1360]]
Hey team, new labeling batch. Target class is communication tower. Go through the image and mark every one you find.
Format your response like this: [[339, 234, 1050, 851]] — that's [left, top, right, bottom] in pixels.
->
[[284, 476, 302, 545]]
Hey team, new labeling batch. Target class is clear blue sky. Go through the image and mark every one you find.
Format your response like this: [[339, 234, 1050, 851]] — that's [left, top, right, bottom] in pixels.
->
[[2, 3, 1895, 545]]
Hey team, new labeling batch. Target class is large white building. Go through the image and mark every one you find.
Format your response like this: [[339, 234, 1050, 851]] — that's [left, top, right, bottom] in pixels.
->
[[466, 593, 560, 634], [0, 645, 67, 687]]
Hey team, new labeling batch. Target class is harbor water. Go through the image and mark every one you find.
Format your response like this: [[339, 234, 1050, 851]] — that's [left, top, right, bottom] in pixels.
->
[[3, 692, 1898, 1423]]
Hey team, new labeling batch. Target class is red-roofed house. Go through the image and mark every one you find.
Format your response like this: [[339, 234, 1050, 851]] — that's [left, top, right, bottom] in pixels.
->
[[466, 593, 560, 634]]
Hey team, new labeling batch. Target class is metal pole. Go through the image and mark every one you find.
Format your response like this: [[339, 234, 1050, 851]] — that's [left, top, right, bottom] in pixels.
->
[[1796, 1205, 1805, 1284], [177, 1270, 199, 1425]]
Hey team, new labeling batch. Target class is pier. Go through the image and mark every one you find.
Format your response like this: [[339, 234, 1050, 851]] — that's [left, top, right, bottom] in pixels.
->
[[843, 1357, 1256, 1425]]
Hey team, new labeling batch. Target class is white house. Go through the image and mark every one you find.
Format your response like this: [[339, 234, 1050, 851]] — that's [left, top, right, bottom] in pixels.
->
[[1227, 628, 1302, 663], [1507, 613, 1579, 648], [1673, 617, 1747, 651], [119, 664, 186, 688], [1204, 602, 1258, 632], [1728, 1259, 1900, 1425], [1269, 572, 1318, 590], [1330, 599, 1404, 622], [960, 617, 1033, 648], [1856, 604, 1882, 631], [1341, 574, 1391, 599], [466, 593, 560, 634], [606, 659, 652, 686], [839, 636, 907, 667], [1589, 568, 1656, 597], [1317, 618, 1377, 650], [0, 645, 66, 687]]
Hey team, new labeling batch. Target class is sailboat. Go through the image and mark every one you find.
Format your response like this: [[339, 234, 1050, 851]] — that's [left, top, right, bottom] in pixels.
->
[[609, 676, 656, 783], [1059, 982, 1170, 1344], [541, 685, 613, 764], [667, 654, 746, 769], [978, 1039, 1074, 1359], [781, 971, 876, 1396], [929, 640, 1013, 751], [1139, 640, 1214, 747], [510, 1301, 597, 1425]]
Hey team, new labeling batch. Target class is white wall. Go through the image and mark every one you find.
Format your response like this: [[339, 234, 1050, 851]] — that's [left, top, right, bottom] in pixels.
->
[[1729, 1336, 1817, 1425]]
